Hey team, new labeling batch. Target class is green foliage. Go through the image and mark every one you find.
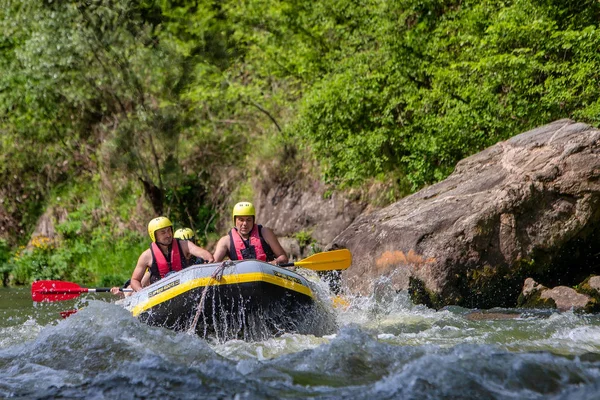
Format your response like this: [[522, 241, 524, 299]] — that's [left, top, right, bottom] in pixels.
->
[[80, 231, 147, 285], [6, 178, 148, 285], [285, 0, 600, 189], [0, 240, 9, 265], [0, 0, 226, 235], [9, 237, 66, 284], [0, 239, 12, 285], [294, 230, 314, 249], [8, 227, 146, 286], [292, 229, 323, 255]]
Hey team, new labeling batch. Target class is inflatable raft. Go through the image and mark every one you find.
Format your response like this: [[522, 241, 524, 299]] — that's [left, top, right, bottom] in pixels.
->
[[32, 250, 351, 340], [119, 260, 316, 340]]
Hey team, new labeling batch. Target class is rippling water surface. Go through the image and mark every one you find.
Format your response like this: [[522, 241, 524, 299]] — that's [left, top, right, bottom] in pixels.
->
[[2, 278, 600, 399]]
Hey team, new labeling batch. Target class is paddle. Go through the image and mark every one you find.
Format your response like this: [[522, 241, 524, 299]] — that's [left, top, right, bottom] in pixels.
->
[[31, 280, 133, 303], [279, 249, 352, 271]]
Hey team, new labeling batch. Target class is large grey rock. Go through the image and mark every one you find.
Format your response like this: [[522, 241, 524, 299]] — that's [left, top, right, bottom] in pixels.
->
[[331, 119, 600, 308]]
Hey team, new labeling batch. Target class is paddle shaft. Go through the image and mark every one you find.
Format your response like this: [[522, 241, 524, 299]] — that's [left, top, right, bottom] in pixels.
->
[[32, 280, 135, 302]]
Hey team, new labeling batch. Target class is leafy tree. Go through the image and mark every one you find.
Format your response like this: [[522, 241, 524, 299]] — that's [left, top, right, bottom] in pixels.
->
[[0, 0, 222, 227]]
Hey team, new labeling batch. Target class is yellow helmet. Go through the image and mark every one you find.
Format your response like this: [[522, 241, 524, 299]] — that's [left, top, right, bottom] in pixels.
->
[[174, 227, 195, 241], [147, 216, 173, 242], [232, 201, 255, 225]]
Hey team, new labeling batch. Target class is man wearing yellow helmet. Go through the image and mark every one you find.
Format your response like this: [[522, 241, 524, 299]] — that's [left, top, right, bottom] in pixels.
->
[[174, 227, 195, 243], [130, 217, 214, 291], [174, 227, 203, 265], [213, 202, 288, 265]]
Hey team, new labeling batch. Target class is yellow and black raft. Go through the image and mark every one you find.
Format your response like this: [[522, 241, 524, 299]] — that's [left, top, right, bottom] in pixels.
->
[[30, 250, 351, 340], [120, 257, 330, 340]]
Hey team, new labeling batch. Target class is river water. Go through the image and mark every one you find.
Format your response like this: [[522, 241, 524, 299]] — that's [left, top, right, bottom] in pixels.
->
[[2, 277, 600, 400]]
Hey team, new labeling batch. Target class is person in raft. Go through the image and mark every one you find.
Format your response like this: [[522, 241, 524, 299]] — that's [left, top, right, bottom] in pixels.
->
[[174, 227, 196, 244], [174, 227, 204, 266], [213, 202, 289, 265], [130, 217, 214, 291]]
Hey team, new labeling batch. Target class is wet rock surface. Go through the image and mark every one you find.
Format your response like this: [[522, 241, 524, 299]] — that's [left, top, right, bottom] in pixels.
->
[[330, 119, 600, 309], [518, 277, 600, 312]]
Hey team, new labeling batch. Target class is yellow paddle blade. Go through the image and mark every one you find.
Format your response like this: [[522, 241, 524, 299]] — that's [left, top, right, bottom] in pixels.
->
[[293, 249, 352, 271], [332, 295, 350, 310]]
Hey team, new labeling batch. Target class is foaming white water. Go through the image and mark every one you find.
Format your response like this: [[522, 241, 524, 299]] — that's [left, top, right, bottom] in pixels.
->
[[0, 319, 44, 348], [3, 284, 600, 399], [215, 333, 330, 361]]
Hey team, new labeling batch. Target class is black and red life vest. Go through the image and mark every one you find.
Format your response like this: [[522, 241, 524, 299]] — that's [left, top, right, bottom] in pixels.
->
[[228, 224, 275, 262], [149, 239, 186, 283]]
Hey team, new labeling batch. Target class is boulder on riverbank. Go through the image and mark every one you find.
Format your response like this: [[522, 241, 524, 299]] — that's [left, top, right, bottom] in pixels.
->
[[331, 119, 600, 309], [517, 276, 600, 313]]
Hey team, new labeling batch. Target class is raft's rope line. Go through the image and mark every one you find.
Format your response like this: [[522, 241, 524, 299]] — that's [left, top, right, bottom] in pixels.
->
[[187, 260, 232, 334]]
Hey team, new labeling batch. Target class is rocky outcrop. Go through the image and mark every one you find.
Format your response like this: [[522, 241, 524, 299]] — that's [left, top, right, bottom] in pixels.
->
[[331, 119, 600, 309], [518, 277, 599, 312]]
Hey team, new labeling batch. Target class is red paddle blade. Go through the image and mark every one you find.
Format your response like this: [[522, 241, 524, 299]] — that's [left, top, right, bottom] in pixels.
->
[[60, 309, 78, 318], [31, 280, 86, 302], [33, 291, 81, 302]]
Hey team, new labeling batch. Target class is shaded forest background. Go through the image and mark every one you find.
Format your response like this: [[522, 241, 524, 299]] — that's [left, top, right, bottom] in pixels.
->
[[1, 0, 599, 286]]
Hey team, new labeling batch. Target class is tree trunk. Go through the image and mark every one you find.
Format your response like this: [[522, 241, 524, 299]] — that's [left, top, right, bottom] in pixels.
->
[[140, 179, 164, 215]]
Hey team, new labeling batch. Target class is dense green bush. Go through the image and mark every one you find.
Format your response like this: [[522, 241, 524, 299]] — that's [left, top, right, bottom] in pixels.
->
[[287, 0, 600, 189]]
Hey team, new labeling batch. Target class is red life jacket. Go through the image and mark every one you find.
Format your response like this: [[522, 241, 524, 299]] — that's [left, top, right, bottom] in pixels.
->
[[149, 239, 185, 282], [228, 224, 274, 262]]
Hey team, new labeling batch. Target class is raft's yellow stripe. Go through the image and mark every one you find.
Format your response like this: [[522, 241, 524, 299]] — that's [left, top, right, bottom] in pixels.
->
[[131, 272, 313, 317]]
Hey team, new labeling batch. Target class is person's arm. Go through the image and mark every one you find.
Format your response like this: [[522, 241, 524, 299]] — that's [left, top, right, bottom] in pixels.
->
[[212, 236, 230, 262], [131, 250, 151, 291], [261, 227, 289, 265], [140, 270, 151, 287], [185, 241, 215, 263]]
